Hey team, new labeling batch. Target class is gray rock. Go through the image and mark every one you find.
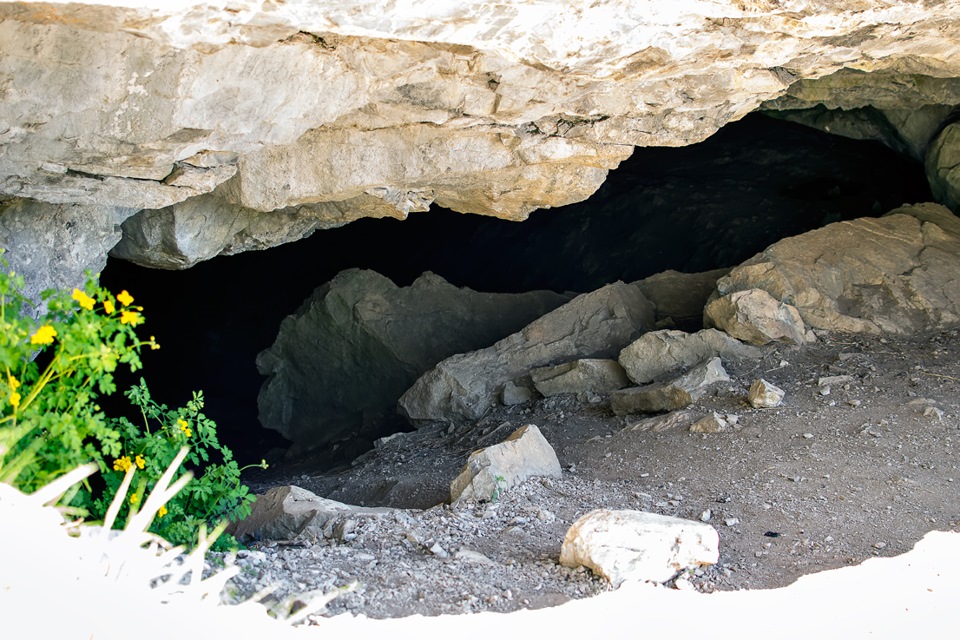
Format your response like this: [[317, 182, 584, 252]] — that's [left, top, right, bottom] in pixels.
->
[[257, 269, 570, 448], [399, 282, 656, 424], [704, 288, 809, 345], [0, 199, 135, 313], [711, 204, 960, 335], [927, 122, 960, 212], [689, 412, 729, 433], [530, 359, 629, 397], [560, 509, 720, 586], [227, 485, 392, 542], [632, 268, 730, 327], [619, 328, 762, 385], [611, 357, 730, 415], [749, 379, 786, 408], [501, 381, 533, 406], [450, 424, 562, 503]]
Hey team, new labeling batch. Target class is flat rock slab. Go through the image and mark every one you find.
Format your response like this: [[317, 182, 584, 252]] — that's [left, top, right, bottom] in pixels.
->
[[227, 485, 392, 542], [611, 357, 730, 415], [400, 281, 655, 424], [619, 328, 761, 385], [560, 509, 720, 586], [530, 359, 629, 397], [450, 424, 562, 503]]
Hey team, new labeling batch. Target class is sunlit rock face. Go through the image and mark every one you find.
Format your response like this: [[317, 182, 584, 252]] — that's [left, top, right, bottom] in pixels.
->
[[2, 1, 960, 291]]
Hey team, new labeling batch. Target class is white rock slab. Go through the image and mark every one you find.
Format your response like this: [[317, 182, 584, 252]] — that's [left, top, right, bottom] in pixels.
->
[[560, 509, 719, 586]]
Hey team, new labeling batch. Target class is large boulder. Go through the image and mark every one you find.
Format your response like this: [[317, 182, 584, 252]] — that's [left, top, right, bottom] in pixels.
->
[[619, 328, 761, 385], [398, 282, 656, 424], [710, 204, 960, 335], [257, 269, 570, 449], [703, 288, 810, 345], [927, 123, 960, 213]]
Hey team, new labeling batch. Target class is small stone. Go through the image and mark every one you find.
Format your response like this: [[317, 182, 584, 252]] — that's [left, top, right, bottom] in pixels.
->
[[501, 381, 533, 406], [700, 509, 712, 522], [847, 399, 862, 407], [724, 518, 740, 527], [674, 577, 695, 591], [802, 433, 814, 439], [748, 379, 785, 408], [690, 412, 728, 433], [873, 541, 887, 550], [819, 385, 831, 396]]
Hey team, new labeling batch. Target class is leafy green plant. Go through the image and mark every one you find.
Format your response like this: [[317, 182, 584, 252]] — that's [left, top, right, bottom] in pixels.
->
[[0, 259, 262, 549], [490, 474, 507, 503]]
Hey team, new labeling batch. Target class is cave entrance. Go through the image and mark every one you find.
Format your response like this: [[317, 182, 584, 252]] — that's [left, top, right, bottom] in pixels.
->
[[98, 112, 932, 471]]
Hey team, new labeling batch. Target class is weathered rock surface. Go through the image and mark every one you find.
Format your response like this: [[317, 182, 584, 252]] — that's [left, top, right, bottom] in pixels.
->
[[611, 357, 730, 416], [704, 288, 810, 346], [632, 269, 730, 328], [762, 69, 960, 162], [227, 485, 391, 542], [5, 1, 960, 289], [257, 270, 570, 448], [619, 329, 762, 385], [927, 123, 960, 213], [689, 412, 730, 433], [399, 282, 655, 424], [450, 424, 561, 504], [530, 359, 629, 398], [749, 379, 786, 409], [0, 199, 135, 310], [711, 204, 960, 335], [560, 509, 720, 586]]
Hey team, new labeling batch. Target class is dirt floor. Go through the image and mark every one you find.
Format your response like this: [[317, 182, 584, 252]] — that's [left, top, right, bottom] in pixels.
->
[[232, 327, 960, 621]]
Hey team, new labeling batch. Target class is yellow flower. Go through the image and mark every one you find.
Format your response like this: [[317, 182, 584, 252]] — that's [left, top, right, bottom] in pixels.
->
[[30, 325, 57, 345], [157, 505, 168, 518], [178, 418, 192, 438], [149, 336, 160, 351], [71, 288, 95, 311], [135, 454, 145, 470], [119, 310, 141, 326], [8, 376, 20, 408], [103, 299, 115, 314], [112, 456, 132, 472], [117, 290, 134, 307], [130, 493, 139, 505]]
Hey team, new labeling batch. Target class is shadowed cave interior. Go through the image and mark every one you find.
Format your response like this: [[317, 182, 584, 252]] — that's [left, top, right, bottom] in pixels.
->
[[98, 113, 932, 470]]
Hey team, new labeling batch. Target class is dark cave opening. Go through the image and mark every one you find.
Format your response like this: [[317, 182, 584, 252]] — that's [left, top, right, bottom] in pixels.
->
[[98, 112, 932, 469]]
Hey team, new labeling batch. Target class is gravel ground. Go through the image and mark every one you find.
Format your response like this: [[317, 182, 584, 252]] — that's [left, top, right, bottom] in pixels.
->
[[229, 327, 960, 622]]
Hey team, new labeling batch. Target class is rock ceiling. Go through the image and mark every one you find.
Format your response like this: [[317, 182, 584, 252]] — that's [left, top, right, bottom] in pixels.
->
[[1, 1, 960, 300]]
